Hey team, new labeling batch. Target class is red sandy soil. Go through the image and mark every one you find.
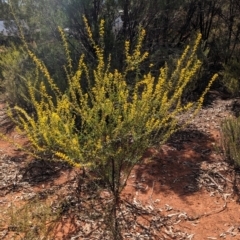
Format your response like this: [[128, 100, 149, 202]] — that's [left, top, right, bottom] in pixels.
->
[[0, 97, 240, 239]]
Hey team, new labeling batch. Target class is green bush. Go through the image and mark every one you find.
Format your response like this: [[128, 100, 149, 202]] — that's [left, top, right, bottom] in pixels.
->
[[221, 117, 240, 167], [221, 58, 240, 97], [0, 45, 35, 109]]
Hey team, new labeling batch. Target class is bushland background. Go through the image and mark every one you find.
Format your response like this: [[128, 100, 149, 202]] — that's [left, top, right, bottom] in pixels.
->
[[1, 0, 240, 102]]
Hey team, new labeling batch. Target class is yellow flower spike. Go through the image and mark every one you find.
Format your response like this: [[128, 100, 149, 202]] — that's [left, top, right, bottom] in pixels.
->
[[58, 26, 72, 75], [83, 16, 93, 43], [99, 19, 105, 39], [105, 135, 110, 143], [55, 152, 80, 168]]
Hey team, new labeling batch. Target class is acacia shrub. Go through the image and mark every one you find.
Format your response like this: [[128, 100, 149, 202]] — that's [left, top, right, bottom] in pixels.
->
[[0, 45, 35, 109], [5, 18, 218, 239], [8, 17, 217, 206]]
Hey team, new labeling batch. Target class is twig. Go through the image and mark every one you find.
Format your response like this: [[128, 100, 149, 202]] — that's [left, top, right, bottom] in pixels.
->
[[149, 180, 155, 207], [203, 173, 223, 192], [215, 172, 233, 183]]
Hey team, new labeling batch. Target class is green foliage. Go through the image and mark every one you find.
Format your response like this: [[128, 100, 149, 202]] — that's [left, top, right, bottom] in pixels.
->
[[221, 58, 240, 96], [0, 43, 68, 115], [17, 0, 70, 89], [0, 45, 35, 109], [0, 2, 11, 20], [221, 117, 240, 167]]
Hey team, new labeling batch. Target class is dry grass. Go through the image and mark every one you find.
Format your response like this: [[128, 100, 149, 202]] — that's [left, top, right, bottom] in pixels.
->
[[1, 196, 60, 240]]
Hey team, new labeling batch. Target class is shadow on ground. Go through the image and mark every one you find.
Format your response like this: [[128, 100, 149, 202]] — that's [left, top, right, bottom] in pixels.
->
[[133, 127, 219, 198], [20, 158, 72, 185]]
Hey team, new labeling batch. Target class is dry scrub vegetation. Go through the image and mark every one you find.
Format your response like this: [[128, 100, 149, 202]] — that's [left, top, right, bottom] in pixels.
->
[[1, 15, 240, 240]]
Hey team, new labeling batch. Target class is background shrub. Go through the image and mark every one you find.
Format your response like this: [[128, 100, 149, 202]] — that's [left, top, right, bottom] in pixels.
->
[[0, 45, 35, 109], [221, 117, 240, 167], [221, 58, 240, 97]]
